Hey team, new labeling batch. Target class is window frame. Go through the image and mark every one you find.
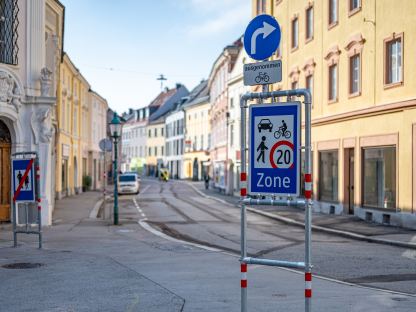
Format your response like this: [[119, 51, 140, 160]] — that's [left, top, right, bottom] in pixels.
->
[[0, 0, 19, 65], [328, 64, 338, 103], [348, 53, 361, 97], [318, 149, 339, 203], [384, 33, 404, 89], [328, 0, 338, 29], [291, 15, 299, 51], [305, 4, 314, 43], [348, 0, 362, 17]]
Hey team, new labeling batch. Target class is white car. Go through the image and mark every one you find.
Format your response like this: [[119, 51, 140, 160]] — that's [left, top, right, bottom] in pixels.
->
[[118, 174, 140, 195]]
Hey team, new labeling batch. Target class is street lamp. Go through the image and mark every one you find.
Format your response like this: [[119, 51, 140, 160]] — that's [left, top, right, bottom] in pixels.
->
[[110, 112, 122, 225]]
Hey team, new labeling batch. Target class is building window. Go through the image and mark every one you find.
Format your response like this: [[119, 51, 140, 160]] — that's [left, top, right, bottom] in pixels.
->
[[349, 0, 361, 13], [306, 6, 313, 42], [319, 150, 338, 202], [328, 64, 338, 102], [0, 0, 19, 65], [306, 74, 313, 101], [161, 146, 164, 156], [154, 147, 157, 157], [256, 0, 266, 14], [148, 129, 151, 138], [230, 98, 234, 108], [385, 35, 403, 86], [161, 127, 164, 136], [148, 147, 151, 156], [291, 17, 299, 50], [154, 128, 157, 137], [349, 54, 360, 95], [201, 134, 204, 150], [329, 0, 338, 27], [362, 147, 396, 209]]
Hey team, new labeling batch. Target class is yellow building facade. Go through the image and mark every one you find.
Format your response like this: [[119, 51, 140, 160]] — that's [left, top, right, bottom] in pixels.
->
[[56, 53, 90, 198], [146, 118, 165, 176], [183, 90, 211, 181], [252, 0, 416, 227]]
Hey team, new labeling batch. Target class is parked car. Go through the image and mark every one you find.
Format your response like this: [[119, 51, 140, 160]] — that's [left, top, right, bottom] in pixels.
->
[[118, 174, 140, 194]]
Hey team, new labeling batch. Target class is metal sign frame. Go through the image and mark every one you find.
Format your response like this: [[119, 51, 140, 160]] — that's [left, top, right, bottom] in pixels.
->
[[239, 89, 312, 312], [11, 152, 42, 248], [248, 102, 301, 196]]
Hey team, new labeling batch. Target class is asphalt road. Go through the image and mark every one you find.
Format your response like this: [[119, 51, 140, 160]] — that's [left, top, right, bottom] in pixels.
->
[[137, 178, 416, 295]]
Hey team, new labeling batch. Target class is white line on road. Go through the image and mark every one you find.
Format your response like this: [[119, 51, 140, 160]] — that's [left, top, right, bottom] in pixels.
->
[[140, 185, 150, 194]]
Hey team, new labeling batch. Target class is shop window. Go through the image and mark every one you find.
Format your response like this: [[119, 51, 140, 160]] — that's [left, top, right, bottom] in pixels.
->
[[319, 150, 338, 202], [362, 147, 396, 209]]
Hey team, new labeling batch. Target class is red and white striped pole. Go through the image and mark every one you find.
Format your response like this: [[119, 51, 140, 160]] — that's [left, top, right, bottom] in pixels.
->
[[304, 172, 312, 310], [241, 263, 247, 289], [240, 172, 247, 197]]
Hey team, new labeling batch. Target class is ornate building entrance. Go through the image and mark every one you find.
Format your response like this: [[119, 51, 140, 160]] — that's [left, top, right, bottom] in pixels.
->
[[0, 120, 11, 221]]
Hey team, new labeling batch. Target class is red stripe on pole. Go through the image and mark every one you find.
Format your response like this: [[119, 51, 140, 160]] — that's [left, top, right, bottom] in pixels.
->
[[36, 175, 40, 179], [305, 173, 312, 183], [35, 166, 40, 171], [241, 263, 247, 272], [241, 280, 247, 288], [305, 289, 312, 298], [38, 206, 41, 211], [37, 198, 41, 203], [13, 158, 34, 202], [305, 272, 312, 281], [240, 172, 247, 182], [305, 190, 312, 199], [240, 188, 247, 196]]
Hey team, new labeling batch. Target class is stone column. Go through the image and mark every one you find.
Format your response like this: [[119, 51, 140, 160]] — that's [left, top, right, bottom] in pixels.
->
[[26, 0, 46, 96]]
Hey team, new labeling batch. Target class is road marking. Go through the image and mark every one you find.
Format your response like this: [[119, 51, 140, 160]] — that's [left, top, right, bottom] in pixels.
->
[[133, 198, 146, 219], [138, 218, 223, 253], [186, 182, 235, 207], [140, 185, 150, 194]]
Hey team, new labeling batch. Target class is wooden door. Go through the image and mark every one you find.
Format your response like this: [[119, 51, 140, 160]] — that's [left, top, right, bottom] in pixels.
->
[[0, 143, 11, 221]]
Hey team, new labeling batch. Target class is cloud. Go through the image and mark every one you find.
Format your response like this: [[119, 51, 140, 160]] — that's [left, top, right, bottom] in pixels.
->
[[187, 2, 250, 37]]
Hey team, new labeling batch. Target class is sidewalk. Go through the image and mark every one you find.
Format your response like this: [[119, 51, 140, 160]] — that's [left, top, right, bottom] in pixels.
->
[[189, 181, 416, 249]]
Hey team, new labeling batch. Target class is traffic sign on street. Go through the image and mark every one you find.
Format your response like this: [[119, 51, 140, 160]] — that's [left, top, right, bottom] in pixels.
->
[[99, 138, 113, 152], [248, 102, 300, 196], [12, 158, 36, 202], [244, 14, 281, 61], [244, 60, 282, 86]]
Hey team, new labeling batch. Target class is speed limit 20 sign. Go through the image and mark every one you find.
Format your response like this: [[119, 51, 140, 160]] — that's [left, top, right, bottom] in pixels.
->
[[248, 102, 300, 196]]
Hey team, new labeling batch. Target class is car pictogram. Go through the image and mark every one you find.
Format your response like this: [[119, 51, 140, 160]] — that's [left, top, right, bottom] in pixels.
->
[[258, 119, 273, 132]]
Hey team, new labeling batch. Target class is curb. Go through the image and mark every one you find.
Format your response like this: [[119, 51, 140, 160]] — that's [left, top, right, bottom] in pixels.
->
[[187, 182, 416, 250], [89, 198, 104, 219]]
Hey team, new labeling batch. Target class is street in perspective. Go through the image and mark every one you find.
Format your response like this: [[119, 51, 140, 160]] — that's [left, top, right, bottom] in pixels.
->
[[1, 1, 416, 311]]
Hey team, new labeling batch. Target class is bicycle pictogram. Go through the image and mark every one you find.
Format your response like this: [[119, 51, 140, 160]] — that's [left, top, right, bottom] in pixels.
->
[[255, 72, 270, 83], [274, 120, 291, 139]]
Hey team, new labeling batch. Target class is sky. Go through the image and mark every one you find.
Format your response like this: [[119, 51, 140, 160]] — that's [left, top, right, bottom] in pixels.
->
[[60, 0, 251, 113]]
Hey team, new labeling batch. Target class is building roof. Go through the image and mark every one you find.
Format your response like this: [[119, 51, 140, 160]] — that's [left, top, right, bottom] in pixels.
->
[[149, 84, 189, 121], [182, 80, 209, 109]]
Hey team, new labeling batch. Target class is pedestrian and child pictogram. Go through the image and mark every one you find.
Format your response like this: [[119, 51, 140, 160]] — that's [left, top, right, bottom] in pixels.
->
[[12, 158, 36, 202], [249, 102, 301, 196]]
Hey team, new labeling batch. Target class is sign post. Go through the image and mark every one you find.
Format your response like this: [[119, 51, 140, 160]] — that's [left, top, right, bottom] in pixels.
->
[[241, 14, 312, 312], [11, 152, 42, 248]]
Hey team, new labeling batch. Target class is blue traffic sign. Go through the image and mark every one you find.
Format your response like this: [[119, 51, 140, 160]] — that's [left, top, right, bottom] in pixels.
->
[[244, 14, 281, 61], [249, 102, 300, 196], [12, 158, 36, 202]]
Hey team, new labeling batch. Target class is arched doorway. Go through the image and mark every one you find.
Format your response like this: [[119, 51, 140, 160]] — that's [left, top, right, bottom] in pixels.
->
[[0, 120, 11, 221]]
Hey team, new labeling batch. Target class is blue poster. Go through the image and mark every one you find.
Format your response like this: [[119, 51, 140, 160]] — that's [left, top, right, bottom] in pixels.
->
[[12, 158, 36, 202]]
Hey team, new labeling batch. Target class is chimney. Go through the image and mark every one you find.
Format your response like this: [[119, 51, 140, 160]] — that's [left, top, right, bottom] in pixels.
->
[[164, 86, 169, 93], [175, 83, 182, 89], [129, 108, 133, 115]]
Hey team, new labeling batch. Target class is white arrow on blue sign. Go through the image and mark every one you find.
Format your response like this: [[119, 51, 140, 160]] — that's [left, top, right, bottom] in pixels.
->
[[244, 14, 281, 61]]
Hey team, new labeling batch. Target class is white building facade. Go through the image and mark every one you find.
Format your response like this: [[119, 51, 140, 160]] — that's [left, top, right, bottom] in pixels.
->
[[165, 109, 185, 179], [0, 0, 64, 225], [227, 48, 250, 195]]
